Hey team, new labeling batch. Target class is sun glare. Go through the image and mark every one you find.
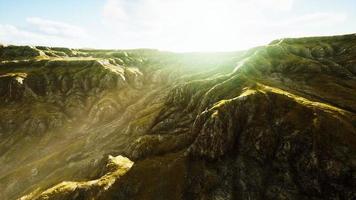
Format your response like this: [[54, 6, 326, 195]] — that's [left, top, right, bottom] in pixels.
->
[[144, 0, 253, 52], [102, 0, 278, 52]]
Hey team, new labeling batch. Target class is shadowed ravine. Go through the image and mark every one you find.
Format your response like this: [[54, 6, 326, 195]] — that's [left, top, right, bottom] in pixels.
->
[[0, 34, 355, 200]]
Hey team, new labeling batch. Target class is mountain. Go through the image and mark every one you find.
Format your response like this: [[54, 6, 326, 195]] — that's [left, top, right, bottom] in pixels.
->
[[0, 34, 355, 200]]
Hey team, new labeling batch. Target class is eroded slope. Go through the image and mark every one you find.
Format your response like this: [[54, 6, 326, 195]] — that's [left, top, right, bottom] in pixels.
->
[[0, 34, 355, 200], [103, 34, 356, 200], [0, 46, 241, 199]]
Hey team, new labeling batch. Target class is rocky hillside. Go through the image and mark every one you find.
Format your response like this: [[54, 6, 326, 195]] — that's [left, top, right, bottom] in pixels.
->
[[0, 34, 355, 200]]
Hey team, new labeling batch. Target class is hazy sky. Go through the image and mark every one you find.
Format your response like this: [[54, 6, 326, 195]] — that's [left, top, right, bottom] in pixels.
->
[[0, 0, 355, 52]]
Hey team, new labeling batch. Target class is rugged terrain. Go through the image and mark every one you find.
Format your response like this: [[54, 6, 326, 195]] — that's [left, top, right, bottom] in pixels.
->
[[0, 34, 355, 200]]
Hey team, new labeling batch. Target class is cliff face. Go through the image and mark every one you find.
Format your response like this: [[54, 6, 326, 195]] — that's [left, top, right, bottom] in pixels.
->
[[0, 34, 355, 200]]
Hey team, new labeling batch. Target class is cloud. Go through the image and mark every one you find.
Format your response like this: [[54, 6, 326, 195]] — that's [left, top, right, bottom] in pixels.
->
[[26, 17, 88, 38], [0, 24, 51, 45], [0, 18, 90, 47], [102, 0, 129, 22], [258, 12, 348, 40], [272, 12, 347, 27], [249, 0, 295, 11]]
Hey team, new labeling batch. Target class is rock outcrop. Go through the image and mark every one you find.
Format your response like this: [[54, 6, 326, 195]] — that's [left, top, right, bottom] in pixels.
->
[[19, 155, 133, 200]]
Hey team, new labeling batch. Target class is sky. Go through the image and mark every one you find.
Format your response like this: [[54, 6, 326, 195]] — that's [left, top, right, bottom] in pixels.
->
[[0, 0, 355, 52]]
